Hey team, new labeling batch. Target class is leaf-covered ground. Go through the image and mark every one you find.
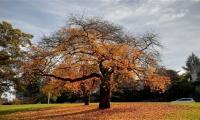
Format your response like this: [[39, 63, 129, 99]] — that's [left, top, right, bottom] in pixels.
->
[[0, 103, 199, 120]]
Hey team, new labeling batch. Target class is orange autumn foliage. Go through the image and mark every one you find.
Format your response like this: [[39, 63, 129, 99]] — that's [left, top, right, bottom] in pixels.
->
[[22, 16, 171, 105]]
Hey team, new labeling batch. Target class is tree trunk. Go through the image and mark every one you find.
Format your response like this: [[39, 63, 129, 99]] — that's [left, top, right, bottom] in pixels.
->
[[47, 92, 50, 104], [98, 61, 113, 109], [99, 81, 110, 109], [84, 90, 90, 105]]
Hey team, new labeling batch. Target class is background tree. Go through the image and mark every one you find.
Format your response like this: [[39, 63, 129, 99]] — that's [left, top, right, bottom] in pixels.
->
[[41, 79, 64, 104], [183, 53, 200, 72], [41, 61, 100, 105], [23, 16, 170, 109], [19, 76, 47, 103], [183, 53, 200, 82], [167, 73, 193, 101], [182, 53, 200, 101], [0, 21, 32, 97]]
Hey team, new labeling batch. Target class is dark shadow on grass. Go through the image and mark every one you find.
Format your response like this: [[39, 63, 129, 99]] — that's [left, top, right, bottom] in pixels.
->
[[0, 107, 56, 116], [0, 108, 37, 115], [39, 108, 100, 119]]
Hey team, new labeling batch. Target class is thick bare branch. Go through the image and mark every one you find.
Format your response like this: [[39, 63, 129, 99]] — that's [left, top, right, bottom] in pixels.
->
[[41, 72, 102, 83]]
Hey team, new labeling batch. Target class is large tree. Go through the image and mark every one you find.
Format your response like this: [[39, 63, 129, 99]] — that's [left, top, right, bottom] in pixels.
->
[[0, 21, 32, 96], [23, 16, 170, 109]]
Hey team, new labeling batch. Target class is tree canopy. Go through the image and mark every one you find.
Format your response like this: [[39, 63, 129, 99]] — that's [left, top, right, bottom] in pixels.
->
[[0, 21, 33, 96], [183, 53, 200, 72], [22, 16, 170, 109]]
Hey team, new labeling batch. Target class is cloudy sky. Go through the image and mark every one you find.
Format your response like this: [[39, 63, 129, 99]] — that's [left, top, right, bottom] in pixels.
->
[[0, 0, 200, 72]]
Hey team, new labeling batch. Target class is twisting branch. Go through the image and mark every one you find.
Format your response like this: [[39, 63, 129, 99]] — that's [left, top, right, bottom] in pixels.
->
[[38, 71, 102, 83]]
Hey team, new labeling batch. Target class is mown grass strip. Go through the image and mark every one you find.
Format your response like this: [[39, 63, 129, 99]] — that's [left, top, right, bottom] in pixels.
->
[[0, 103, 84, 115]]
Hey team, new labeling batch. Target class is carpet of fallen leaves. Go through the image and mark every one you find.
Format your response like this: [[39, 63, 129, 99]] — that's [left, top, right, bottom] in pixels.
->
[[2, 103, 183, 120]]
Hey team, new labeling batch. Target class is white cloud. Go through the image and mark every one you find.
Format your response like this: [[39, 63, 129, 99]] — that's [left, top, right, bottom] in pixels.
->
[[158, 10, 187, 22], [148, 0, 178, 2], [106, 7, 133, 21], [191, 0, 200, 2], [0, 0, 200, 71]]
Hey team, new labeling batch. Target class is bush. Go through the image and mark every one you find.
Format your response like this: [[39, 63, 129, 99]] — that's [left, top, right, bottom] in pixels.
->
[[0, 99, 3, 105], [194, 86, 200, 101], [0, 98, 11, 105], [12, 98, 22, 105]]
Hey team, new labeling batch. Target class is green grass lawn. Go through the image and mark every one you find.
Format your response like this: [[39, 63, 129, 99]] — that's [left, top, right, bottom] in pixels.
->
[[0, 103, 81, 115], [167, 102, 200, 120], [0, 102, 200, 120]]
